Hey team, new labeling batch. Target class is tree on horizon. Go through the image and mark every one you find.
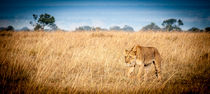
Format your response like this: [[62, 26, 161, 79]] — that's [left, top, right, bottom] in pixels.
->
[[30, 13, 57, 31], [162, 18, 184, 31]]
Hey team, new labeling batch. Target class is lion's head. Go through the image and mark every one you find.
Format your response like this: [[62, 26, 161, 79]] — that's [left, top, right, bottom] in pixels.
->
[[124, 49, 137, 67]]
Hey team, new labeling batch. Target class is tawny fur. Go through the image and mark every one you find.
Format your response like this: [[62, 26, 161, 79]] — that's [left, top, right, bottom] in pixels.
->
[[124, 45, 162, 81]]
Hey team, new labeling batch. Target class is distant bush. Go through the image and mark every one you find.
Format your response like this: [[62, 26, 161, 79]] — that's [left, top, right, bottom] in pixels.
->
[[0, 27, 6, 31], [0, 25, 14, 31], [93, 27, 108, 31], [141, 22, 161, 31], [75, 26, 92, 31], [121, 25, 134, 31], [110, 25, 134, 31], [109, 26, 121, 31], [205, 27, 210, 32], [7, 26, 14, 31], [188, 27, 200, 32], [75, 26, 108, 31]]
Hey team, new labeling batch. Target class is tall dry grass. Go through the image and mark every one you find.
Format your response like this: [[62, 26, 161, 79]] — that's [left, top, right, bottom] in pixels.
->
[[0, 31, 209, 93]]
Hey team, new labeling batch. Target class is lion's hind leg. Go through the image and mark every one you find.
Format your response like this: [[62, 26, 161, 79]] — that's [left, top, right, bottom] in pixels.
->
[[153, 60, 161, 81]]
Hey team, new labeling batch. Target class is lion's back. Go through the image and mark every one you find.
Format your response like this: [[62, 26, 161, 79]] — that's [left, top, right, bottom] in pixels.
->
[[137, 46, 159, 63]]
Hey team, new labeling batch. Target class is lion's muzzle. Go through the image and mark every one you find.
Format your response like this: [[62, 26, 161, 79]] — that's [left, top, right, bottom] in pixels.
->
[[125, 61, 136, 67]]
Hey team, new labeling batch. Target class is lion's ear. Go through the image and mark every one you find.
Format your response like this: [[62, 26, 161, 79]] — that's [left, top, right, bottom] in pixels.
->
[[132, 45, 138, 55], [132, 45, 137, 52], [124, 49, 129, 55]]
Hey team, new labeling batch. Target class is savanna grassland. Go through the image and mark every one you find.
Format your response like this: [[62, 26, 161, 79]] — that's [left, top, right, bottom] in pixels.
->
[[0, 31, 209, 94]]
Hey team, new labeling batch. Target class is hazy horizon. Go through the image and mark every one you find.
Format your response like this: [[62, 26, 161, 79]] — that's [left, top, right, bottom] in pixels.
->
[[0, 0, 210, 31]]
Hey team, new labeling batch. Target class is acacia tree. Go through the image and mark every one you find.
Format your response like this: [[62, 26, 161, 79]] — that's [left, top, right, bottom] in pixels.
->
[[30, 13, 57, 31], [162, 18, 184, 31]]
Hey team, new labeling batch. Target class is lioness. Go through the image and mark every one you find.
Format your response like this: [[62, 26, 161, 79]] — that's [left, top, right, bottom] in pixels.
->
[[124, 45, 162, 80]]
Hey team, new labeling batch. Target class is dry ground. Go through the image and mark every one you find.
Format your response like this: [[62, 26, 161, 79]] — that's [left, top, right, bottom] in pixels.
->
[[0, 31, 209, 94]]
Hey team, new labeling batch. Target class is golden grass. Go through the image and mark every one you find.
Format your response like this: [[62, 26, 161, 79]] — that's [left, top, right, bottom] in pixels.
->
[[0, 31, 209, 93]]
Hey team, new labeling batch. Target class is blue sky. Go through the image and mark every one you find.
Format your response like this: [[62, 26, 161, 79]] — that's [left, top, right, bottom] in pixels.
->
[[0, 0, 210, 31]]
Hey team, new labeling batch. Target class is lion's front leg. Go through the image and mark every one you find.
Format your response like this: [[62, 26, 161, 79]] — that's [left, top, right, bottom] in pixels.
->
[[137, 64, 145, 80], [136, 60, 145, 80], [128, 67, 135, 77]]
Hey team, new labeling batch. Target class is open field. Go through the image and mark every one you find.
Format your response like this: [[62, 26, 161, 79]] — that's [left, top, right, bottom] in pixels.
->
[[0, 31, 209, 93]]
